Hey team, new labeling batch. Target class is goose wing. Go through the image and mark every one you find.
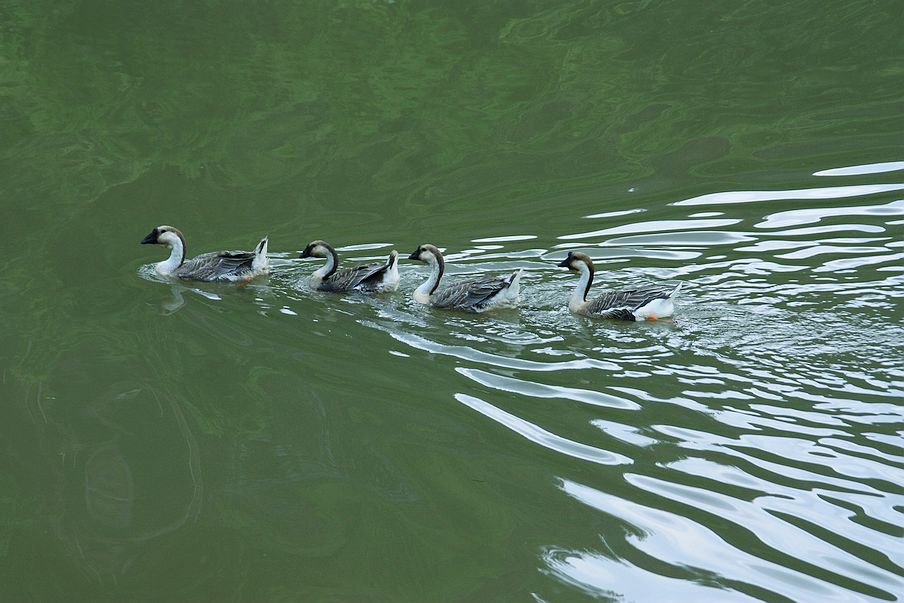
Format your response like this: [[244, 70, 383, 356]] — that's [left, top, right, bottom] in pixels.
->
[[585, 286, 674, 319], [319, 262, 389, 292], [431, 276, 510, 311], [177, 251, 257, 281]]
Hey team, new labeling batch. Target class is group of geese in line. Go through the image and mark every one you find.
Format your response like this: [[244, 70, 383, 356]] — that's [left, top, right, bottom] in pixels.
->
[[140, 225, 680, 320]]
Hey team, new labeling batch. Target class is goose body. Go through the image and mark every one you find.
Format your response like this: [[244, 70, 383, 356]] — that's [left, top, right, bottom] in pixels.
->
[[558, 251, 678, 320], [141, 225, 269, 282], [300, 240, 400, 293], [408, 244, 521, 312]]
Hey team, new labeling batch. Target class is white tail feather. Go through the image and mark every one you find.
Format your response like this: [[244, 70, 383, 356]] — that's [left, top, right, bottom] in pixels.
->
[[253, 237, 269, 272], [492, 268, 523, 307]]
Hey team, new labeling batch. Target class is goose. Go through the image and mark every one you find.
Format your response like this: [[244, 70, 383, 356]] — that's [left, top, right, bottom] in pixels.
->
[[140, 225, 269, 282], [408, 244, 522, 312], [557, 251, 679, 320], [299, 240, 400, 293]]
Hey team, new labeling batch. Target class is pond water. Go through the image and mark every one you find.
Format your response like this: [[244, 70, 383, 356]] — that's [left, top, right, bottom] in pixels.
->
[[1, 1, 902, 601]]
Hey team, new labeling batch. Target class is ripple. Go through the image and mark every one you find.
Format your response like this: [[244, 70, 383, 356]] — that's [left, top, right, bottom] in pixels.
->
[[583, 208, 647, 219], [756, 199, 904, 229], [457, 367, 640, 410], [367, 324, 621, 372], [673, 183, 904, 206], [454, 394, 631, 466], [471, 234, 539, 243], [555, 479, 873, 602], [130, 187, 904, 602], [604, 230, 756, 246], [559, 218, 741, 240], [626, 472, 904, 598], [335, 242, 395, 251], [543, 547, 754, 601], [814, 161, 904, 177]]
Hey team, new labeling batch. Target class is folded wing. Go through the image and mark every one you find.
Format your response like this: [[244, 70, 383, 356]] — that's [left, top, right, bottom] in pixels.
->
[[176, 251, 258, 282], [585, 287, 675, 319], [318, 262, 390, 292], [431, 276, 511, 311]]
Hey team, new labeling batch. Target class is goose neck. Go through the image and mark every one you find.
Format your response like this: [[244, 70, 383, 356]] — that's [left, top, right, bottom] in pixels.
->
[[414, 252, 444, 302], [570, 261, 593, 311], [156, 230, 186, 275], [312, 244, 339, 280]]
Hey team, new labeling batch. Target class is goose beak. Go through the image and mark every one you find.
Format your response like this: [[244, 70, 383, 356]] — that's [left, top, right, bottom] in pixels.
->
[[140, 230, 158, 244], [556, 258, 571, 268], [407, 250, 420, 261], [299, 249, 311, 259]]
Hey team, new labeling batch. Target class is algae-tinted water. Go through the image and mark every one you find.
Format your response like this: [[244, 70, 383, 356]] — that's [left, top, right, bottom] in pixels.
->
[[1, 2, 903, 600]]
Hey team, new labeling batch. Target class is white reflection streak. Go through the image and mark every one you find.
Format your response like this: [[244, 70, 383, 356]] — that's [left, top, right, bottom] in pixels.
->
[[366, 325, 620, 372], [654, 426, 899, 515], [756, 200, 904, 229], [666, 457, 904, 567], [453, 394, 631, 466], [456, 367, 640, 410], [471, 234, 538, 243], [814, 161, 904, 177], [814, 252, 904, 273], [583, 207, 647, 219], [559, 219, 741, 240], [673, 183, 904, 206], [557, 479, 874, 602], [543, 548, 753, 602], [335, 242, 394, 251], [626, 473, 904, 596]]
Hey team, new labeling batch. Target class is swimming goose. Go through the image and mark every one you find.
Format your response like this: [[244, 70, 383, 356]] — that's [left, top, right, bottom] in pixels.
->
[[557, 251, 679, 320], [408, 244, 522, 312], [299, 240, 400, 293], [140, 225, 269, 282]]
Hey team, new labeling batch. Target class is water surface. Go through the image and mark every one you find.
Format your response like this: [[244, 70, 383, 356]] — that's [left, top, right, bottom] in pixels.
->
[[1, 1, 903, 601]]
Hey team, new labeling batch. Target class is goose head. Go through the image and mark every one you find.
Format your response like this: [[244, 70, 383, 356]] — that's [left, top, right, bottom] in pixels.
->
[[299, 240, 331, 259], [408, 244, 443, 264], [141, 225, 184, 248], [557, 251, 594, 272]]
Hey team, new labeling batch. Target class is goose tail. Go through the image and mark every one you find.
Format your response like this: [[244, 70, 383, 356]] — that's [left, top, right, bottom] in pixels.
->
[[253, 236, 269, 272], [506, 268, 523, 296]]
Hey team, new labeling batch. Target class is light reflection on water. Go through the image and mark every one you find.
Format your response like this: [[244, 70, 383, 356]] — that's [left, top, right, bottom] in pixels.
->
[[138, 167, 904, 600], [814, 161, 904, 177]]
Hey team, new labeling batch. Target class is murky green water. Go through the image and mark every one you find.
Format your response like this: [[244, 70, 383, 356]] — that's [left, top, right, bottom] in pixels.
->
[[2, 1, 903, 600]]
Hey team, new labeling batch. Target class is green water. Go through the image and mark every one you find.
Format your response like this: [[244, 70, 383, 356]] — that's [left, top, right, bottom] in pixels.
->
[[2, 1, 903, 600]]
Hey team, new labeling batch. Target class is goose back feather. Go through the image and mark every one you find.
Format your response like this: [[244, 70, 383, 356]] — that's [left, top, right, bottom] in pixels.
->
[[429, 274, 519, 311]]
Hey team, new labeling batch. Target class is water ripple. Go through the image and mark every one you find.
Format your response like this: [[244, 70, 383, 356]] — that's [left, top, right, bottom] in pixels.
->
[[454, 394, 631, 466], [132, 168, 904, 601], [814, 161, 904, 177], [555, 479, 873, 602], [673, 183, 904, 206], [385, 171, 904, 600]]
